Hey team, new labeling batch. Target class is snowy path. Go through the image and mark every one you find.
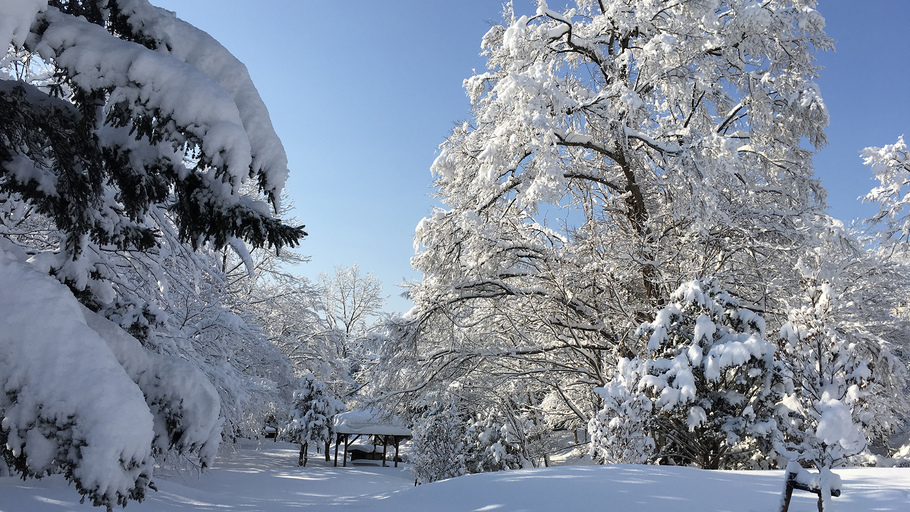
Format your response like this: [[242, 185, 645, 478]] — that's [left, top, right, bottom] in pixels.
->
[[0, 440, 414, 511], [1, 440, 909, 511]]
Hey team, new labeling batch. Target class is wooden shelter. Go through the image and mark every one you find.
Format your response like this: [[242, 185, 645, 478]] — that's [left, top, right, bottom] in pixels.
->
[[332, 410, 411, 468]]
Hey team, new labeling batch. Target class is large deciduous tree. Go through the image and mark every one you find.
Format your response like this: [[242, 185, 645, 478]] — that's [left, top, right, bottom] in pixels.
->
[[381, 0, 832, 449], [1, 0, 303, 508]]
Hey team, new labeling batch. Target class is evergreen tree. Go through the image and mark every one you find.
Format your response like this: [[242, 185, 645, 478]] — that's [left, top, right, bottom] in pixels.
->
[[589, 358, 654, 465], [463, 411, 527, 473], [631, 279, 782, 469], [410, 404, 467, 485], [1, 1, 303, 507], [775, 249, 907, 472], [286, 374, 343, 467]]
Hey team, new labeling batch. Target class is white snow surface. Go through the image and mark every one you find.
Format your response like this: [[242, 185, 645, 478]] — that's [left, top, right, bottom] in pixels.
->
[[1, 440, 908, 511]]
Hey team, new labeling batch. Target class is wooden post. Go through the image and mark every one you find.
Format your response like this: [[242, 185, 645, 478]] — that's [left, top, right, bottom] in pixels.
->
[[343, 435, 352, 467], [382, 436, 389, 467], [325, 440, 331, 462], [779, 466, 840, 512], [779, 471, 796, 512], [393, 437, 401, 468], [333, 434, 341, 467]]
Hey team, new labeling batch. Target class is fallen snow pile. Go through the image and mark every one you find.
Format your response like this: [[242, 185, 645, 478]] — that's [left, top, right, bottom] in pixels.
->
[[1, 440, 908, 512]]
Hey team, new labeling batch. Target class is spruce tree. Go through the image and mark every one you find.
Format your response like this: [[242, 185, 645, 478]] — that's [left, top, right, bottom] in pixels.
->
[[286, 374, 343, 466]]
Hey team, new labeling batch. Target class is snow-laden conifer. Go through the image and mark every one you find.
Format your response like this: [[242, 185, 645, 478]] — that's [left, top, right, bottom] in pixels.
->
[[589, 358, 654, 464], [1, 1, 303, 507], [775, 249, 907, 472], [286, 374, 343, 466], [464, 411, 526, 473], [632, 278, 782, 469]]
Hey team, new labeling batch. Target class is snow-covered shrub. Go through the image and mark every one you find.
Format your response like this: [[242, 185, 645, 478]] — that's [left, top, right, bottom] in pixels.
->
[[589, 358, 654, 464], [285, 374, 343, 465], [633, 278, 783, 469], [464, 411, 527, 472], [410, 404, 467, 484]]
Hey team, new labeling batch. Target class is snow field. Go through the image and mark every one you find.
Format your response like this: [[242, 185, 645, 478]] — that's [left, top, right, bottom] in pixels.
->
[[2, 440, 908, 512]]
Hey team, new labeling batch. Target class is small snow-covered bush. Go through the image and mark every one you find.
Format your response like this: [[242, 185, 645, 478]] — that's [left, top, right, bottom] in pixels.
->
[[464, 411, 527, 473], [774, 259, 885, 470], [589, 358, 654, 464]]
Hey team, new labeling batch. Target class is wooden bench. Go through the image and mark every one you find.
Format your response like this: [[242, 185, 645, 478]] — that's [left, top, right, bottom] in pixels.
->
[[779, 466, 841, 512]]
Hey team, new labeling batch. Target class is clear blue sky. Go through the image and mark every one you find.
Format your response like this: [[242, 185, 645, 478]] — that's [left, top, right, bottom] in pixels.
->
[[154, 1, 909, 315]]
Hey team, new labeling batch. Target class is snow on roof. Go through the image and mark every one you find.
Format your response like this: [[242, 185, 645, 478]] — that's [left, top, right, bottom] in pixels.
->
[[333, 410, 411, 436]]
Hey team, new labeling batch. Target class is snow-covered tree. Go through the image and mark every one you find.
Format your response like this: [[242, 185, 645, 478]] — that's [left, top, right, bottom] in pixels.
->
[[311, 264, 386, 398], [1, 0, 303, 507], [410, 403, 467, 485], [318, 264, 385, 339], [285, 374, 343, 467], [632, 279, 782, 469], [864, 135, 910, 256], [0, 240, 224, 509], [463, 411, 527, 473], [775, 248, 908, 473], [389, 0, 832, 449]]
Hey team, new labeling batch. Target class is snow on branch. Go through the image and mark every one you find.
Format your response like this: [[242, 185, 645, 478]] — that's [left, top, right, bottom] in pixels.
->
[[0, 242, 156, 508], [623, 126, 682, 155], [863, 136, 910, 253], [113, 0, 289, 200]]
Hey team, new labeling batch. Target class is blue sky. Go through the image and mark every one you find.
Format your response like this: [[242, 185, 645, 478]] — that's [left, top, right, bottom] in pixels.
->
[[154, 1, 909, 314]]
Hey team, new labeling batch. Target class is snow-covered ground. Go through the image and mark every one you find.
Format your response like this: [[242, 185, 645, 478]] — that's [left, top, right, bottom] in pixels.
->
[[1, 440, 908, 512]]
